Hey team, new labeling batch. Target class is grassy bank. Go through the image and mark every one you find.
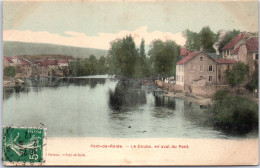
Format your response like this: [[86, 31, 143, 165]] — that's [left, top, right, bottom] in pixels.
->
[[212, 90, 258, 134]]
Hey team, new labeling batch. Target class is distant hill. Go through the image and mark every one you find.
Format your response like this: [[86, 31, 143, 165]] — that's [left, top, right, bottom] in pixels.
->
[[3, 41, 108, 58]]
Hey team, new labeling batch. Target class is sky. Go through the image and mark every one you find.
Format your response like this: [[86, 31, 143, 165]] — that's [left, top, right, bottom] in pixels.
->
[[3, 0, 259, 50]]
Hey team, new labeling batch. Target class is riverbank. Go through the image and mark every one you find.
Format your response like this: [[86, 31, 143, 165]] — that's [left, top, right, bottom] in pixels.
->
[[163, 90, 213, 106]]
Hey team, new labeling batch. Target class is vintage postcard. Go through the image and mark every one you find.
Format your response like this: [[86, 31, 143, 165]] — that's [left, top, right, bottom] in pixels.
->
[[1, 0, 259, 166]]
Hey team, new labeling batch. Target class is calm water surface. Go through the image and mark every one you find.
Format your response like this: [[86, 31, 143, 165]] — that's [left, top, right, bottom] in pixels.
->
[[2, 75, 257, 139]]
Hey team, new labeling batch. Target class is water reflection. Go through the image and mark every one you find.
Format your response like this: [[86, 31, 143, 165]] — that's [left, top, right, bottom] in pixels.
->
[[3, 76, 257, 138], [109, 80, 147, 112], [3, 77, 107, 100], [183, 101, 213, 127]]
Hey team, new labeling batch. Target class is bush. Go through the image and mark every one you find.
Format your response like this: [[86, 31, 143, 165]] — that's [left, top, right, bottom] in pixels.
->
[[213, 90, 258, 134], [4, 66, 16, 77]]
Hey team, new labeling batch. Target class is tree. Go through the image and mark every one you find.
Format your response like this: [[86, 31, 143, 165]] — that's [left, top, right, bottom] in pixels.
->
[[108, 35, 138, 78], [148, 40, 180, 77], [98, 56, 109, 74], [183, 29, 201, 51], [184, 27, 218, 53], [4, 66, 16, 77], [140, 39, 146, 58], [199, 26, 218, 53], [213, 90, 258, 134], [217, 29, 241, 53], [226, 62, 249, 87]]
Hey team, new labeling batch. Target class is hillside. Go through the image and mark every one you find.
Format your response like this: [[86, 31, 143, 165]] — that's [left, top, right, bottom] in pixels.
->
[[3, 41, 108, 58]]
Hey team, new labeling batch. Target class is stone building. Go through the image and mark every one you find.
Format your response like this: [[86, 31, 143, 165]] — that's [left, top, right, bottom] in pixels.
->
[[236, 37, 258, 76], [175, 51, 237, 92], [222, 32, 253, 60]]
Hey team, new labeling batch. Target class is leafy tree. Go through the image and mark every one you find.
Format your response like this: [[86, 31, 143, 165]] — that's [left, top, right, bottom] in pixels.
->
[[148, 40, 180, 77], [140, 39, 146, 58], [108, 35, 138, 78], [246, 61, 258, 92], [183, 29, 201, 51], [199, 26, 218, 53], [98, 56, 109, 74], [88, 55, 98, 75], [134, 39, 151, 78], [4, 66, 16, 77], [213, 90, 258, 134], [217, 29, 241, 53], [184, 26, 218, 53], [226, 62, 249, 87]]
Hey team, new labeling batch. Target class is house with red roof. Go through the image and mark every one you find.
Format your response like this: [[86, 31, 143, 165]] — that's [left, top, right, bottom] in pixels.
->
[[175, 51, 237, 92], [33, 61, 49, 77], [237, 36, 259, 75], [222, 32, 253, 60], [3, 56, 14, 68], [3, 55, 32, 78], [57, 59, 69, 68]]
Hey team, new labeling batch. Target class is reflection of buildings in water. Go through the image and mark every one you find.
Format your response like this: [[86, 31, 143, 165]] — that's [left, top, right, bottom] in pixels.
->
[[154, 96, 176, 109], [108, 81, 147, 112], [25, 77, 106, 88], [152, 96, 176, 118], [3, 87, 31, 100], [4, 77, 108, 100]]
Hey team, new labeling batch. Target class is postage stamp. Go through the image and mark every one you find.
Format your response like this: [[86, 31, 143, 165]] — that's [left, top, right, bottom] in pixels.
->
[[2, 127, 46, 165]]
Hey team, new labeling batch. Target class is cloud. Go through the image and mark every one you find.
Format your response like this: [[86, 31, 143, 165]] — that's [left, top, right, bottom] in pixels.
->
[[3, 26, 186, 50]]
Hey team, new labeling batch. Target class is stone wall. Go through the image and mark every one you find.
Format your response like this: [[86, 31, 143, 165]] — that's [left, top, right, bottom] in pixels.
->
[[190, 85, 230, 98]]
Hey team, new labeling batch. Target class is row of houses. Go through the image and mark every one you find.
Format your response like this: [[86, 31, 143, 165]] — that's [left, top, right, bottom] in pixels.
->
[[175, 32, 258, 97], [3, 55, 70, 78]]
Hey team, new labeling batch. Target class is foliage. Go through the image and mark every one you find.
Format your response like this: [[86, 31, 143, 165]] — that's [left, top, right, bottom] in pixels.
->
[[140, 39, 146, 58], [148, 40, 180, 77], [217, 29, 241, 53], [135, 39, 151, 78], [199, 26, 218, 53], [4, 66, 16, 77], [183, 29, 201, 51], [246, 61, 258, 92], [108, 35, 138, 78], [226, 62, 249, 87], [69, 55, 109, 76], [213, 90, 258, 134], [183, 26, 218, 52]]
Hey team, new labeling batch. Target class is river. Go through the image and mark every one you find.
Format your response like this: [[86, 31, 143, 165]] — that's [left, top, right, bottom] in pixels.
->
[[2, 75, 257, 139]]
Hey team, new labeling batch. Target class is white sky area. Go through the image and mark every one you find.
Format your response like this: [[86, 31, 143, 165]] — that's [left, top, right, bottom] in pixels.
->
[[3, 1, 259, 50]]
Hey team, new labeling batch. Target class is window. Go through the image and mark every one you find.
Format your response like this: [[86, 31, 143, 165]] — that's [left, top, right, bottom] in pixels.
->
[[200, 57, 203, 61], [200, 76, 203, 78], [209, 65, 213, 71], [209, 76, 213, 82], [255, 54, 258, 60], [200, 65, 203, 71], [181, 76, 183, 82]]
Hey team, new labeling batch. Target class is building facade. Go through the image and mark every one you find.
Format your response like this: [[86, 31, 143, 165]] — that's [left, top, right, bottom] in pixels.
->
[[176, 51, 237, 91]]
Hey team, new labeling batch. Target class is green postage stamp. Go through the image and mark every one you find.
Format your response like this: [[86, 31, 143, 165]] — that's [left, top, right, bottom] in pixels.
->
[[2, 127, 46, 165]]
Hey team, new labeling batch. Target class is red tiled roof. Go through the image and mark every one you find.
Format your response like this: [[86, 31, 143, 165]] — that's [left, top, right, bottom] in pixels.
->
[[177, 51, 201, 65], [245, 37, 258, 52], [222, 32, 246, 50], [42, 60, 58, 65], [180, 47, 191, 57], [4, 56, 14, 63], [214, 58, 237, 64], [20, 60, 31, 66], [231, 47, 240, 55], [57, 59, 68, 63]]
